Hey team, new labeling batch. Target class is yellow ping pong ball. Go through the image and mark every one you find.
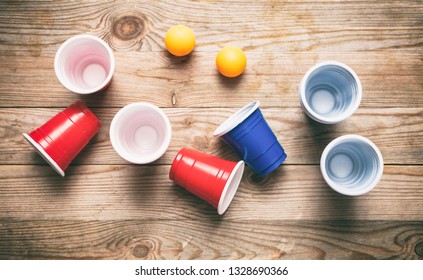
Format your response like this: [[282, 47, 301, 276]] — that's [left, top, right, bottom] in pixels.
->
[[216, 46, 247, 78], [164, 25, 196, 56]]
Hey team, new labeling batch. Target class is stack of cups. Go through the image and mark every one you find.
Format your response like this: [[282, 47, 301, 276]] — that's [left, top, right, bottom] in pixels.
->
[[299, 61, 383, 195], [169, 148, 245, 215], [23, 101, 102, 176], [213, 101, 287, 176]]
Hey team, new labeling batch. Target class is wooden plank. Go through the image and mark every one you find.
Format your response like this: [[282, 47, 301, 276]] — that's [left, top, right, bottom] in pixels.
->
[[0, 1, 421, 54], [0, 0, 422, 261], [0, 219, 422, 259], [2, 107, 422, 165], [0, 165, 421, 221], [0, 52, 422, 108]]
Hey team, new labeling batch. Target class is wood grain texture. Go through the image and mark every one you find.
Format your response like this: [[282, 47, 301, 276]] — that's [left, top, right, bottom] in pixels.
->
[[0, 52, 422, 108], [0, 1, 422, 108], [0, 165, 421, 221], [0, 1, 422, 53], [0, 0, 422, 260], [1, 219, 422, 260], [2, 107, 422, 165]]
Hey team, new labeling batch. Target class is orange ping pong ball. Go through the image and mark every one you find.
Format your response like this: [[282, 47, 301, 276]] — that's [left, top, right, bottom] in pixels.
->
[[164, 25, 195, 56], [216, 46, 247, 78]]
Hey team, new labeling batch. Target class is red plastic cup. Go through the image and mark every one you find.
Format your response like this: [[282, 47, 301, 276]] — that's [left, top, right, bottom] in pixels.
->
[[23, 101, 101, 176], [169, 148, 245, 215]]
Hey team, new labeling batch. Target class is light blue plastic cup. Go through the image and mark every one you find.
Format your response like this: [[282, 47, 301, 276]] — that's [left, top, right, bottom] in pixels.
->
[[320, 135, 384, 196], [299, 61, 362, 124]]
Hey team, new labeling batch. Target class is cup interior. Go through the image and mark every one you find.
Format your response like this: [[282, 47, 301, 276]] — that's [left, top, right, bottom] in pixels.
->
[[213, 101, 260, 137], [217, 160, 245, 215], [55, 35, 114, 94], [302, 62, 361, 123], [321, 135, 383, 195], [110, 103, 172, 164]]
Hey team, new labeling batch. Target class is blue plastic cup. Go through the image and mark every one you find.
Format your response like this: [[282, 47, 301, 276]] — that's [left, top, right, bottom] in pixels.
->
[[213, 101, 287, 176]]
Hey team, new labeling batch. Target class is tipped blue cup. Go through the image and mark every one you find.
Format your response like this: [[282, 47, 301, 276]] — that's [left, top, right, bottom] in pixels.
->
[[213, 101, 287, 176]]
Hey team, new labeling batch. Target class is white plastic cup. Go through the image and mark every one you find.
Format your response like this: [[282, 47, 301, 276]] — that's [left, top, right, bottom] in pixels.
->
[[54, 35, 115, 94], [299, 61, 362, 124], [320, 135, 384, 196], [110, 103, 172, 164]]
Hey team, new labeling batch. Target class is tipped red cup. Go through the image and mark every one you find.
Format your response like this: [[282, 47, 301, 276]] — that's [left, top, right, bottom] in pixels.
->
[[23, 101, 101, 176], [169, 148, 245, 215]]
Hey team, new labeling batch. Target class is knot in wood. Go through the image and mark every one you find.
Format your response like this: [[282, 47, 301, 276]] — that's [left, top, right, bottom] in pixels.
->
[[133, 243, 150, 258], [112, 15, 145, 41], [415, 241, 423, 257]]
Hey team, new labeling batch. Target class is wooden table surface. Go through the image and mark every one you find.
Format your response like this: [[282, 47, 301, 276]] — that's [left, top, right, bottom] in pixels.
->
[[0, 0, 422, 260]]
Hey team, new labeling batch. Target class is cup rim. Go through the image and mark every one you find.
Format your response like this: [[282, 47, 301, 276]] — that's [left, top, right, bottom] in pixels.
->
[[54, 34, 115, 94], [299, 61, 362, 124], [217, 160, 245, 215], [320, 134, 384, 196], [23, 133, 65, 176], [213, 101, 260, 137], [109, 102, 172, 164]]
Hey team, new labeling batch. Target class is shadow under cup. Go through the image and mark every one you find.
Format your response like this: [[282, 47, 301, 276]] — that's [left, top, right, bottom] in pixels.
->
[[55, 35, 115, 94], [299, 61, 362, 124], [320, 135, 384, 196]]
